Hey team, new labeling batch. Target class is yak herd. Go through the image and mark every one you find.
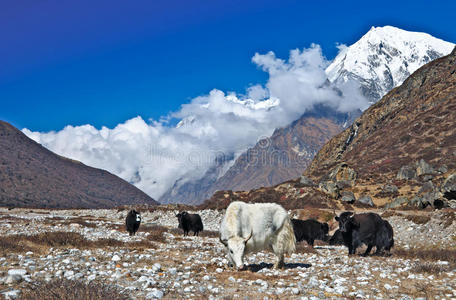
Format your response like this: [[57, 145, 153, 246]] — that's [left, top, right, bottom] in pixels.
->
[[125, 201, 394, 270]]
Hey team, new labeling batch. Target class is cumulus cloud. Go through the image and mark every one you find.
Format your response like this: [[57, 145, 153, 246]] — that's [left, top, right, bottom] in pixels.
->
[[23, 44, 367, 200]]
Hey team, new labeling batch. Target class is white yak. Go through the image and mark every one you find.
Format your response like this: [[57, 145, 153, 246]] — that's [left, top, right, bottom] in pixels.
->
[[219, 201, 296, 270]]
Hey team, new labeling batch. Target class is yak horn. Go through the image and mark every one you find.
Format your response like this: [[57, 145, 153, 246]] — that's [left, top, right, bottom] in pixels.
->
[[219, 236, 228, 246], [243, 230, 253, 244]]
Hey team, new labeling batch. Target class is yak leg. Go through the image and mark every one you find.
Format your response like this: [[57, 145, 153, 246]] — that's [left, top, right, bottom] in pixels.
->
[[308, 239, 314, 248], [273, 253, 284, 269], [363, 245, 373, 256]]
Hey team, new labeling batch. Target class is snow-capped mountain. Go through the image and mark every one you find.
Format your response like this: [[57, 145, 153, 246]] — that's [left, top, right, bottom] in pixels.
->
[[326, 26, 455, 103], [161, 26, 455, 205]]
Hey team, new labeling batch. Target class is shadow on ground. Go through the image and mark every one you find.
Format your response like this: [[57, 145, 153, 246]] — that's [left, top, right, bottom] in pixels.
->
[[246, 262, 311, 272]]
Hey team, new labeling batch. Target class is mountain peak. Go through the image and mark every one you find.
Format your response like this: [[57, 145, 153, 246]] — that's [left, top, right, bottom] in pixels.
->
[[326, 26, 454, 103]]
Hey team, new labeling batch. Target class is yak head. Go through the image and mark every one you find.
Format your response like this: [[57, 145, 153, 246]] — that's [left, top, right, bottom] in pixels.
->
[[175, 211, 188, 229], [219, 230, 252, 270], [335, 212, 358, 233], [129, 210, 141, 222]]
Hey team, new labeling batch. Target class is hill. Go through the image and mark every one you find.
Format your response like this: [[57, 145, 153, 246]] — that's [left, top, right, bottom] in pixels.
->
[[0, 121, 158, 208]]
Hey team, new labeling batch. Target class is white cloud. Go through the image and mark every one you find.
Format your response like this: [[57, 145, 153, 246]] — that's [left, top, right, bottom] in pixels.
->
[[23, 44, 367, 200]]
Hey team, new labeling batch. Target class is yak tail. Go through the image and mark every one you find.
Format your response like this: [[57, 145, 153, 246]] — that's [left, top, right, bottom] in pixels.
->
[[274, 216, 296, 255]]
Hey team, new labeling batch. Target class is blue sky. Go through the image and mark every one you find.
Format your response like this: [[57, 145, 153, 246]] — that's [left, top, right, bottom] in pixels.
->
[[1, 0, 455, 131]]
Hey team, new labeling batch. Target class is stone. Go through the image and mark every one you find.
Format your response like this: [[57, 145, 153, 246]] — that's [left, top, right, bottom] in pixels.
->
[[358, 195, 374, 206], [146, 289, 164, 299], [340, 191, 355, 203], [442, 173, 456, 200], [111, 255, 121, 262], [152, 263, 161, 272], [1, 289, 21, 300], [5, 275, 23, 284], [396, 165, 416, 180], [385, 196, 409, 209], [328, 163, 357, 184], [382, 184, 398, 194], [64, 270, 74, 278], [7, 269, 27, 277], [416, 159, 436, 176], [299, 176, 315, 186], [319, 181, 340, 198]]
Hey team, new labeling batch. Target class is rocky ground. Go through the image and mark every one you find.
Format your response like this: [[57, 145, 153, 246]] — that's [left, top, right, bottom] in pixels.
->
[[0, 207, 455, 300]]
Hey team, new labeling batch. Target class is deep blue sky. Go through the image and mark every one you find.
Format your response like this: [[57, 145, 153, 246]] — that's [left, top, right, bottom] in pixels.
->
[[1, 0, 455, 131]]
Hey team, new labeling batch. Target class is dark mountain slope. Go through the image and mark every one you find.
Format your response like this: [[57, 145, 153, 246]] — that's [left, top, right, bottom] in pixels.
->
[[0, 121, 158, 208]]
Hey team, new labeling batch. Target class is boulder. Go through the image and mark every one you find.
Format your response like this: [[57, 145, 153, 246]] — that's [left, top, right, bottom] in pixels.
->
[[385, 196, 409, 209], [415, 159, 436, 176], [340, 191, 355, 204], [358, 195, 374, 206], [299, 176, 316, 187], [396, 165, 417, 180], [382, 184, 398, 194], [319, 181, 340, 198], [441, 173, 456, 200], [328, 163, 357, 184]]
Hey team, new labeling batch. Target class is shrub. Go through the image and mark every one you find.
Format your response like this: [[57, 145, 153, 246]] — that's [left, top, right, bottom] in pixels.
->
[[404, 215, 431, 224], [20, 278, 129, 300]]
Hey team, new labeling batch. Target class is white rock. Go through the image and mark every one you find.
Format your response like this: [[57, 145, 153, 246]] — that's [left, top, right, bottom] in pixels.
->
[[2, 289, 21, 300], [5, 275, 23, 284], [7, 269, 27, 276], [216, 268, 223, 273], [112, 255, 121, 262], [146, 289, 164, 299], [384, 283, 392, 290], [292, 288, 300, 295], [87, 274, 96, 281], [64, 270, 74, 277]]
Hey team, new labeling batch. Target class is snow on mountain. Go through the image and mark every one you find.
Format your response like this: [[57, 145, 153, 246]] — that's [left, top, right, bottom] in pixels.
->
[[326, 26, 455, 103]]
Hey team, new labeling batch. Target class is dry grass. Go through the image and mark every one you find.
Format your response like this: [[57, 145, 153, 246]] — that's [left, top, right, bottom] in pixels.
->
[[142, 225, 168, 243], [440, 211, 456, 228], [381, 210, 403, 218], [404, 215, 431, 224], [198, 230, 219, 238], [0, 231, 155, 255], [295, 242, 318, 254], [20, 278, 129, 300], [61, 217, 98, 228], [410, 261, 450, 274], [394, 247, 456, 266]]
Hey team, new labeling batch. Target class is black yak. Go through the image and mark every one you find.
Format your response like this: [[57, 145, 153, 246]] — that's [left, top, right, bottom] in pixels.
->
[[291, 218, 329, 247], [125, 210, 141, 236], [335, 211, 393, 256], [328, 229, 345, 246], [176, 211, 203, 236]]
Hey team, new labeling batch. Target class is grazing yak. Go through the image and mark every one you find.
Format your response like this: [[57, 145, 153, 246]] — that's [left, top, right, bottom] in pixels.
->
[[176, 211, 203, 236], [335, 212, 394, 256], [219, 201, 296, 270], [291, 219, 329, 247], [125, 210, 141, 236]]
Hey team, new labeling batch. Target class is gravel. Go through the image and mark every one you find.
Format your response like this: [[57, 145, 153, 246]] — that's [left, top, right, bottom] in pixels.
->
[[0, 207, 455, 299]]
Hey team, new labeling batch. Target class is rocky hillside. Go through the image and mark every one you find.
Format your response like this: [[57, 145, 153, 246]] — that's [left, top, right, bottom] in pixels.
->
[[0, 121, 158, 208], [304, 46, 456, 209]]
